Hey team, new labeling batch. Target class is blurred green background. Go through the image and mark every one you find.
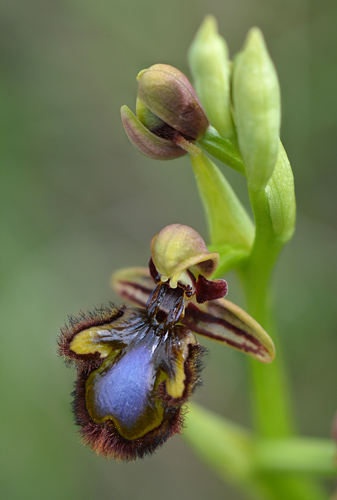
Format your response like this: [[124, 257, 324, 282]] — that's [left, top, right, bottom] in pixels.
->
[[1, 0, 336, 499]]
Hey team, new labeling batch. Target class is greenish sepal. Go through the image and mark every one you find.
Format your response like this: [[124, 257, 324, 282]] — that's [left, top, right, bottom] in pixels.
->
[[190, 152, 254, 249], [188, 15, 235, 139], [265, 141, 296, 244], [208, 243, 251, 277], [256, 438, 337, 476], [232, 28, 281, 192], [198, 126, 245, 175], [183, 403, 254, 484]]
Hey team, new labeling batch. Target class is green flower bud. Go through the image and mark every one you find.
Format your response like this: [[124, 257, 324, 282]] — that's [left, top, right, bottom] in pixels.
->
[[232, 28, 281, 192], [188, 16, 234, 139]]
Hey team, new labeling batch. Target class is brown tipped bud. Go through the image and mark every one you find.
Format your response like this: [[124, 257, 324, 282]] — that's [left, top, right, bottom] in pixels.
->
[[121, 64, 208, 160], [137, 64, 209, 141]]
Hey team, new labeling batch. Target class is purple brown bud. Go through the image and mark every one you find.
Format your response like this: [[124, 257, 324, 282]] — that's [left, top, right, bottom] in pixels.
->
[[137, 64, 209, 140], [121, 64, 209, 160]]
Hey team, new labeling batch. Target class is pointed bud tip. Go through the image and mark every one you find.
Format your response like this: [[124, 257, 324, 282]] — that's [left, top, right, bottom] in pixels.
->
[[243, 28, 270, 61], [246, 26, 264, 42], [196, 15, 219, 40]]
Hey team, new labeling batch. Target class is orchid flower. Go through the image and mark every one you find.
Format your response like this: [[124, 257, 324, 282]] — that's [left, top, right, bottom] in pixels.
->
[[58, 224, 274, 461]]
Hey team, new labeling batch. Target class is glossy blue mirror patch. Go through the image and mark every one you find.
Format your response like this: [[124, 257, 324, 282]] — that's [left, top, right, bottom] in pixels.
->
[[86, 340, 162, 440]]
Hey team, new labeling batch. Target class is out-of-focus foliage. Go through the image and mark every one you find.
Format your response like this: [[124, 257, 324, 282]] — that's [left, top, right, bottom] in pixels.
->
[[0, 1, 336, 499]]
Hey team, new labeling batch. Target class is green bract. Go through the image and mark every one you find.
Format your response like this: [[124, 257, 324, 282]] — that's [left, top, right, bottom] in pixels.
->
[[190, 152, 254, 273], [265, 141, 296, 244]]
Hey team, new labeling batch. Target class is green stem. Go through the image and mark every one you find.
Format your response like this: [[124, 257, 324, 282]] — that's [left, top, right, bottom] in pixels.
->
[[239, 189, 328, 499], [193, 135, 330, 498], [184, 405, 335, 500], [239, 190, 294, 437], [256, 438, 337, 476]]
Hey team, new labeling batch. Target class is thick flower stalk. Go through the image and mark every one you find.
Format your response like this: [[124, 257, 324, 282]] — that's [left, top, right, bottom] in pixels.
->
[[58, 224, 274, 461]]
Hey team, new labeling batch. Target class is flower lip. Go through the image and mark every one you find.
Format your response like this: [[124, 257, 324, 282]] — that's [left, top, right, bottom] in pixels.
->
[[59, 297, 206, 460]]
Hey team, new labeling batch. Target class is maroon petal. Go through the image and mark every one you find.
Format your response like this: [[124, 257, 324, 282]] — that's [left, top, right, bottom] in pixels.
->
[[195, 274, 228, 303]]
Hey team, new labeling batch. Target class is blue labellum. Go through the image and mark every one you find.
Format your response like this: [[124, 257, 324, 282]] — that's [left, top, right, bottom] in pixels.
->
[[86, 339, 162, 440]]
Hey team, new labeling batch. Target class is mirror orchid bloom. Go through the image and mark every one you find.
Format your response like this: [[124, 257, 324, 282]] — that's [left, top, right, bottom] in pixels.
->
[[58, 224, 274, 461]]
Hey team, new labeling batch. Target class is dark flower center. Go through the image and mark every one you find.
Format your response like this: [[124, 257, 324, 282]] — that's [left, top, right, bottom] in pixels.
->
[[146, 282, 185, 328]]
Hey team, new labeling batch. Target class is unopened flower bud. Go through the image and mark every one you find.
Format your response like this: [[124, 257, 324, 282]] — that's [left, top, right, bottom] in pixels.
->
[[188, 16, 234, 139], [121, 64, 209, 160], [232, 28, 281, 192], [137, 64, 209, 140]]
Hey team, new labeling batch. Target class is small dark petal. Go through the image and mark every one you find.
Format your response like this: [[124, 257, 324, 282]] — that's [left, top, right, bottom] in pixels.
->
[[195, 274, 228, 303], [148, 258, 160, 282]]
